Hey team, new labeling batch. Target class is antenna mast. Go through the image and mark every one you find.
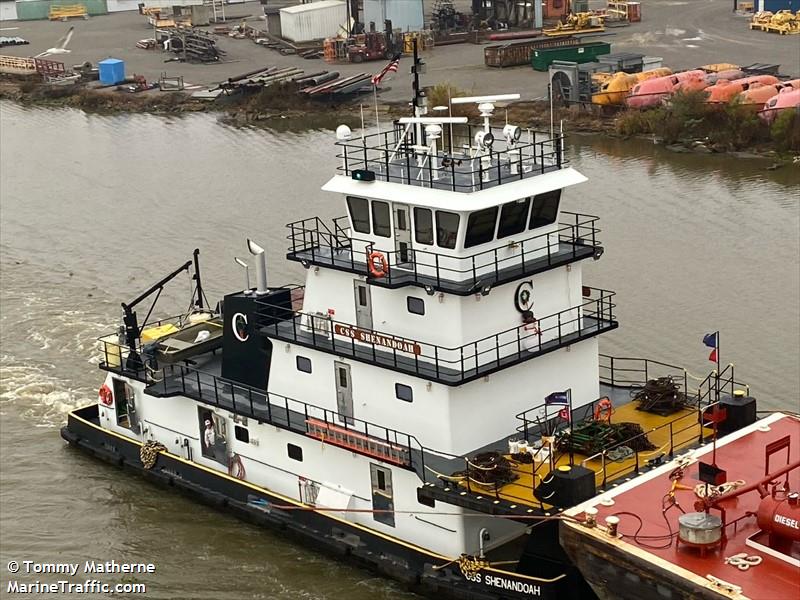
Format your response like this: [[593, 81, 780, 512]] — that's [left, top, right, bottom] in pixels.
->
[[411, 38, 427, 146]]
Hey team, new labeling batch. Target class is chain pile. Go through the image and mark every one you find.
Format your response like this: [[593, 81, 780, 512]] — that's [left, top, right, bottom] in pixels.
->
[[632, 376, 688, 416]]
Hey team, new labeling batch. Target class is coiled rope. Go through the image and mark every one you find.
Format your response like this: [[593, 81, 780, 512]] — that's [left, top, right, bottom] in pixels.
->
[[140, 440, 167, 469]]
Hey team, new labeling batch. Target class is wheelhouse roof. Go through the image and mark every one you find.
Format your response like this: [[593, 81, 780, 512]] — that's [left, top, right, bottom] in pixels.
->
[[321, 168, 588, 211]]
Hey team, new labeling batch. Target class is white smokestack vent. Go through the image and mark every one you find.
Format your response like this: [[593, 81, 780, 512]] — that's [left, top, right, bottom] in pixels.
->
[[247, 239, 268, 295]]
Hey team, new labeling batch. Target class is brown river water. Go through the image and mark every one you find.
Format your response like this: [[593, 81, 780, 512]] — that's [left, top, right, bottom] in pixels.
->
[[1, 102, 798, 599]]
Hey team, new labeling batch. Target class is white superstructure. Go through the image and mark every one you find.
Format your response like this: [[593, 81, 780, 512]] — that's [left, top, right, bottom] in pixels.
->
[[91, 96, 617, 567]]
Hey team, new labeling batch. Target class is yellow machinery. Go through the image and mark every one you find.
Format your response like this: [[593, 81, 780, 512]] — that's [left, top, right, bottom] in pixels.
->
[[592, 67, 672, 106], [49, 3, 88, 20], [700, 63, 740, 73], [543, 12, 605, 37], [750, 10, 800, 34]]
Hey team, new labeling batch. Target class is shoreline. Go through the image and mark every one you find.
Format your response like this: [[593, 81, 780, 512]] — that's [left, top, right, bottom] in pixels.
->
[[1, 77, 796, 165]]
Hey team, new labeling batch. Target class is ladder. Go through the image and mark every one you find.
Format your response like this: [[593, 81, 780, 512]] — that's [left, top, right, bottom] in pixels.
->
[[204, 0, 225, 24]]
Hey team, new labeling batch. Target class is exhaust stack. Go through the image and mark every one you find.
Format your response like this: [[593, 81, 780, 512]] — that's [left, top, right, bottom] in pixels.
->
[[247, 239, 268, 295]]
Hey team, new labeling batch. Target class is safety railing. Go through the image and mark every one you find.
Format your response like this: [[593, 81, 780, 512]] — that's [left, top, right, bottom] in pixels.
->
[[599, 355, 690, 397], [287, 211, 602, 293], [580, 400, 723, 490], [97, 336, 425, 473], [256, 287, 616, 384], [337, 123, 565, 192]]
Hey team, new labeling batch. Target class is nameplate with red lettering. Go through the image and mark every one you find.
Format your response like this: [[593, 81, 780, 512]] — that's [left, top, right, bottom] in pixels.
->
[[333, 324, 422, 355]]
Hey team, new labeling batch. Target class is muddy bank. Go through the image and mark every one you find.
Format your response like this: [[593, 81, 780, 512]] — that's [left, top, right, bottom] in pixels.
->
[[1, 76, 797, 163]]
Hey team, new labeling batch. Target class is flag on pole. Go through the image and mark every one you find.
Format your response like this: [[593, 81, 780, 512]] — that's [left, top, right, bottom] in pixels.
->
[[371, 54, 401, 86], [702, 332, 718, 349], [545, 391, 569, 405], [703, 332, 719, 363]]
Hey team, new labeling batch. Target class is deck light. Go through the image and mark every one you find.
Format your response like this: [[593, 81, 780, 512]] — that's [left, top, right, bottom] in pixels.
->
[[352, 169, 376, 182], [503, 124, 521, 142], [474, 131, 494, 150]]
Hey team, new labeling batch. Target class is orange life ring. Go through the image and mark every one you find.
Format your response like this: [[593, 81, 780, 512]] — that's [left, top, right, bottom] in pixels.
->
[[594, 397, 613, 423], [368, 251, 389, 278], [99, 384, 113, 406]]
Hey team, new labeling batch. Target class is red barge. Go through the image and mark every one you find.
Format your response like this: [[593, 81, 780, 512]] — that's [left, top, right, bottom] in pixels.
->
[[561, 412, 800, 600]]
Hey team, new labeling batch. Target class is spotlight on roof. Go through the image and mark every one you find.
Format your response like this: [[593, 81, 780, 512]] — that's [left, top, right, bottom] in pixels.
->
[[503, 124, 521, 142], [474, 130, 494, 150]]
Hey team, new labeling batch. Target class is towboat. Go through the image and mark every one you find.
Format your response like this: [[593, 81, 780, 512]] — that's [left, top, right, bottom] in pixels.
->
[[60, 61, 797, 600], [626, 70, 706, 109], [705, 75, 780, 104], [739, 79, 800, 111], [759, 86, 800, 123]]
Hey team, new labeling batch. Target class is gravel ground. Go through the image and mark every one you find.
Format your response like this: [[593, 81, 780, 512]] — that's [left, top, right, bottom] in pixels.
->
[[0, 0, 797, 102]]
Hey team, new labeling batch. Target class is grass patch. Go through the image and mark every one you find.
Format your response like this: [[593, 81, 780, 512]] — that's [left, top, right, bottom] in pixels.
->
[[614, 90, 796, 151]]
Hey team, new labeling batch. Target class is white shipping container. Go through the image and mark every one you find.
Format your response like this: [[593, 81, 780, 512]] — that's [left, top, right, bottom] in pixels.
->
[[363, 0, 423, 32], [279, 0, 347, 43]]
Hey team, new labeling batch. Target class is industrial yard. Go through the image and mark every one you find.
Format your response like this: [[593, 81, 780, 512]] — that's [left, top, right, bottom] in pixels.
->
[[0, 0, 798, 154], [0, 0, 796, 97]]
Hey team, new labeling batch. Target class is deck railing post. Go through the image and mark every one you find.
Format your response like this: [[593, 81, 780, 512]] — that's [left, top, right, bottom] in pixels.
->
[[610, 356, 615, 387]]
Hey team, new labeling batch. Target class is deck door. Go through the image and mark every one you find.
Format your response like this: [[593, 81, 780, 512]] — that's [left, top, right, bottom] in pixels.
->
[[353, 280, 373, 330], [394, 203, 413, 268], [370, 463, 395, 527], [334, 361, 354, 424]]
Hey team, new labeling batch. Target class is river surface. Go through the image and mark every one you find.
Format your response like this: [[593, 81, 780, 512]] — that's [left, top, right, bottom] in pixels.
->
[[1, 103, 798, 600]]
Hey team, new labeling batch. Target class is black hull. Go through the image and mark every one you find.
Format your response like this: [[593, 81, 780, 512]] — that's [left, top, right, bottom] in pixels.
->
[[61, 405, 581, 600]]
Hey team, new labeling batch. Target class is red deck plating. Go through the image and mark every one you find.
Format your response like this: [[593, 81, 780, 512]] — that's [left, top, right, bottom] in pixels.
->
[[581, 415, 800, 599]]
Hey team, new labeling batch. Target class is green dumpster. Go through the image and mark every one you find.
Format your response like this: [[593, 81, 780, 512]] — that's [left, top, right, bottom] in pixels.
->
[[531, 41, 611, 71]]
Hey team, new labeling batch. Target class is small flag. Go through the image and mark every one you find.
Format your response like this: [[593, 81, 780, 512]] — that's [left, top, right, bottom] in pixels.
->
[[702, 332, 718, 349], [708, 347, 718, 363], [371, 54, 401, 86], [558, 407, 571, 422], [545, 391, 569, 405]]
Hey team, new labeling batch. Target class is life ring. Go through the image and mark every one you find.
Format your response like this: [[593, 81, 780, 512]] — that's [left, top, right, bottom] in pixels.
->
[[367, 251, 389, 278], [594, 397, 613, 423], [228, 453, 246, 480], [98, 384, 113, 406]]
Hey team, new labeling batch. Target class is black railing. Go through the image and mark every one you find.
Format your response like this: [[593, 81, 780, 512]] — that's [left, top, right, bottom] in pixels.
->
[[97, 337, 425, 473], [599, 354, 690, 397], [287, 212, 602, 295], [336, 123, 565, 192], [256, 287, 616, 385]]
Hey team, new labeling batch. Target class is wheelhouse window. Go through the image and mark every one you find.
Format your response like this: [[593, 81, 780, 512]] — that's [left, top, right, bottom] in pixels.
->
[[497, 198, 531, 239], [435, 211, 460, 249], [347, 196, 370, 234], [529, 190, 561, 229], [414, 208, 434, 245], [372, 201, 391, 237], [464, 207, 499, 248]]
